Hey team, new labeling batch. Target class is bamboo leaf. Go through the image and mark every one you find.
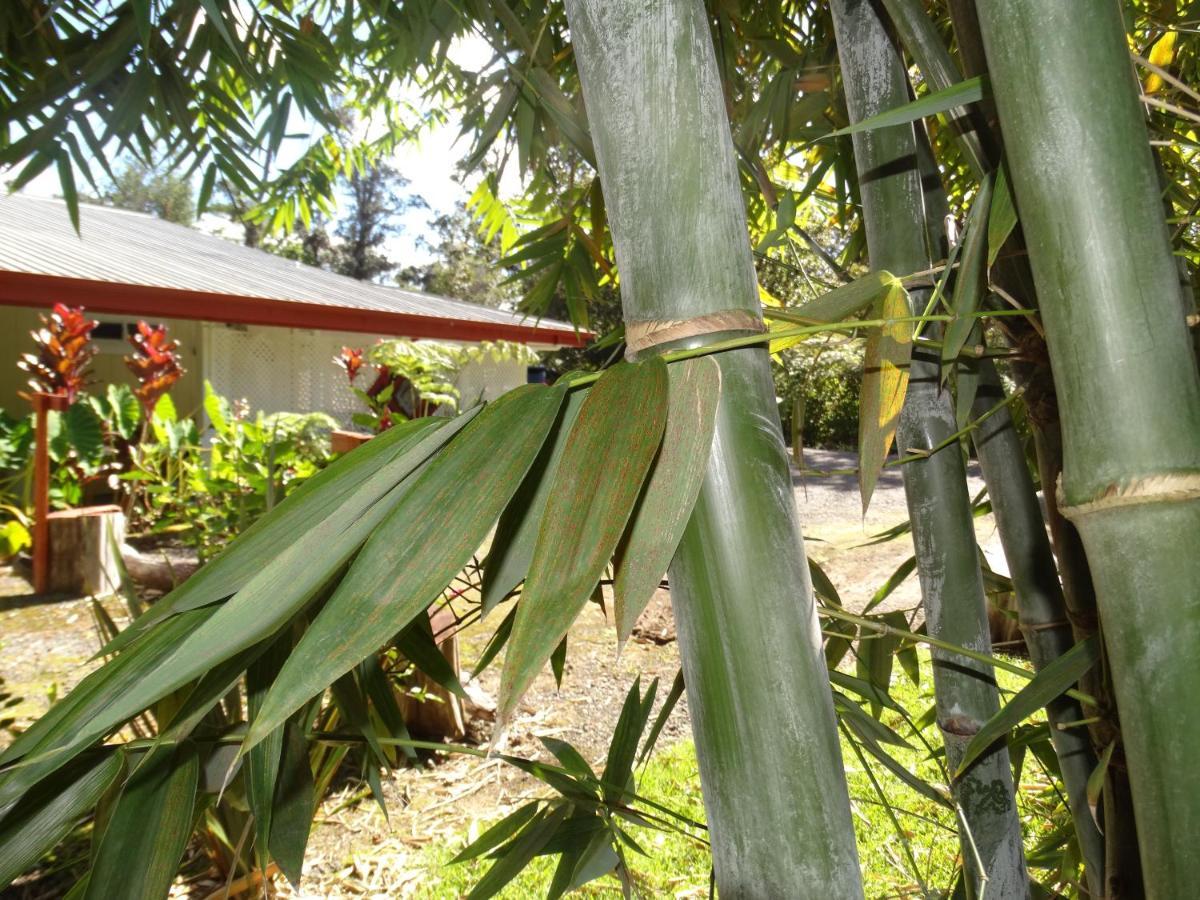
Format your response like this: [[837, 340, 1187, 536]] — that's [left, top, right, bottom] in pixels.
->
[[464, 804, 570, 900], [395, 615, 465, 699], [451, 801, 541, 864], [614, 357, 721, 646], [858, 282, 912, 514], [638, 668, 685, 765], [270, 717, 315, 887], [765, 270, 899, 326], [987, 162, 1018, 267], [482, 389, 587, 615], [808, 557, 842, 606], [603, 677, 657, 804], [863, 555, 916, 615], [825, 76, 988, 138], [102, 415, 450, 655], [0, 417, 462, 810], [942, 171, 995, 370], [540, 737, 597, 781], [955, 636, 1100, 777], [0, 752, 122, 888], [245, 635, 290, 865], [245, 386, 566, 753], [1087, 740, 1115, 828], [498, 362, 669, 725], [83, 744, 199, 900]]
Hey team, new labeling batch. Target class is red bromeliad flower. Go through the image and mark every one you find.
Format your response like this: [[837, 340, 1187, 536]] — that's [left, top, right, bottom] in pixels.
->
[[335, 346, 365, 382], [125, 321, 185, 417], [17, 303, 98, 403]]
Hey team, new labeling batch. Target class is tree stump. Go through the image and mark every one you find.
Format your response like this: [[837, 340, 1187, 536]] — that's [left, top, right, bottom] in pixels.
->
[[397, 606, 466, 741], [45, 505, 126, 596]]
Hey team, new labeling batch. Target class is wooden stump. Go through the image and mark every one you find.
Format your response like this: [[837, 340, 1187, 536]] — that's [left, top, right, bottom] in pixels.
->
[[46, 505, 126, 596], [398, 606, 466, 740], [330, 429, 373, 454]]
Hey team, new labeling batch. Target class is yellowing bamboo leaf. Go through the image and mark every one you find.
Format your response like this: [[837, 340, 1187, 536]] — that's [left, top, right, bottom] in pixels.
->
[[498, 360, 669, 726], [1145, 31, 1177, 93], [858, 283, 912, 514], [614, 357, 721, 646], [243, 384, 566, 753]]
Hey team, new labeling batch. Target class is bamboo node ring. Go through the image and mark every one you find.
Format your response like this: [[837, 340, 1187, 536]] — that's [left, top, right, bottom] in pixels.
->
[[625, 309, 765, 358], [1057, 471, 1200, 520]]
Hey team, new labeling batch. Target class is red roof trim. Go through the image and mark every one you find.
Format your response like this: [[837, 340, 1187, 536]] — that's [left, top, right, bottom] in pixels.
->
[[0, 271, 591, 347]]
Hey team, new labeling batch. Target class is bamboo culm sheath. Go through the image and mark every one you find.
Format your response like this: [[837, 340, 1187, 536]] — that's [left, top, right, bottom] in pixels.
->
[[830, 0, 1029, 895], [563, 0, 863, 895]]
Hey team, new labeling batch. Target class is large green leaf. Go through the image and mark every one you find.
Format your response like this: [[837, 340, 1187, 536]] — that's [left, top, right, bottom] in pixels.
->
[[244, 632, 291, 866], [825, 75, 987, 139], [987, 162, 1018, 267], [614, 357, 720, 645], [942, 170, 995, 369], [497, 361, 669, 725], [242, 384, 566, 753], [481, 388, 587, 615], [955, 636, 1100, 776], [465, 804, 571, 900], [83, 744, 198, 900], [103, 415, 450, 655], [1, 415, 463, 810], [0, 751, 122, 888], [857, 282, 912, 513], [270, 716, 316, 887]]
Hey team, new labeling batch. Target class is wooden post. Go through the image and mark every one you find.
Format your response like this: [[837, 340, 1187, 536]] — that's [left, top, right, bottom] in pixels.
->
[[30, 391, 68, 594]]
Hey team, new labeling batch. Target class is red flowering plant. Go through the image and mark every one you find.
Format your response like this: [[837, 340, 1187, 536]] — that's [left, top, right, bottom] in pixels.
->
[[125, 322, 186, 419], [335, 345, 411, 432], [17, 303, 98, 403]]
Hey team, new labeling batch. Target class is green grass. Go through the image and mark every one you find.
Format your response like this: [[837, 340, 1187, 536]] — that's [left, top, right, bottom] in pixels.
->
[[411, 650, 1084, 897]]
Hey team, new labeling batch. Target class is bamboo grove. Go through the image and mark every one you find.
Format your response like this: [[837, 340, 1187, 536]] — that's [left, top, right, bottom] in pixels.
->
[[1, 0, 1199, 897]]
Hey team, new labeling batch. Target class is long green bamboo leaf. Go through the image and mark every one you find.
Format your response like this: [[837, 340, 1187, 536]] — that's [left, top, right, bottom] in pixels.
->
[[0, 752, 122, 888], [465, 805, 571, 900], [942, 171, 995, 369], [603, 677, 657, 803], [83, 744, 198, 900], [497, 361, 669, 726], [763, 270, 899, 325], [245, 632, 291, 865], [614, 357, 721, 646], [858, 282, 912, 513], [482, 389, 588, 615], [986, 163, 1017, 267], [102, 416, 446, 655], [270, 716, 315, 887], [0, 414, 468, 810], [824, 76, 987, 139], [243, 385, 566, 754], [955, 636, 1099, 776]]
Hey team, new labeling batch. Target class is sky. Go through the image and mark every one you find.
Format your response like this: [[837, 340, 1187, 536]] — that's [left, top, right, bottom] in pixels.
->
[[13, 36, 512, 269]]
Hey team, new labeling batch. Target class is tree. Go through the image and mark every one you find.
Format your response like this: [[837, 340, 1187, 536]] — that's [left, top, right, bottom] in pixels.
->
[[397, 204, 515, 307], [97, 160, 194, 225], [331, 164, 421, 282]]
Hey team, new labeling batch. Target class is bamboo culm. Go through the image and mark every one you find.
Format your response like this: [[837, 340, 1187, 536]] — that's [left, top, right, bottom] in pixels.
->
[[970, 361, 1104, 894], [563, 1, 863, 895], [830, 0, 1029, 895], [976, 1, 1200, 892]]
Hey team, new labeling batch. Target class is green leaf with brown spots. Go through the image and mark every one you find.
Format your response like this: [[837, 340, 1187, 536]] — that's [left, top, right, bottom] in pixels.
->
[[613, 357, 721, 646], [243, 384, 567, 753], [498, 360, 669, 726]]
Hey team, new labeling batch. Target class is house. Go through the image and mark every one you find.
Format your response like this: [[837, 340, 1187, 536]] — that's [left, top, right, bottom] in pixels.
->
[[0, 194, 586, 421]]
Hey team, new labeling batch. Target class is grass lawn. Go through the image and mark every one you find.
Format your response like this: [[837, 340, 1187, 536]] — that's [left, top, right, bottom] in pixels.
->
[[408, 651, 1082, 897]]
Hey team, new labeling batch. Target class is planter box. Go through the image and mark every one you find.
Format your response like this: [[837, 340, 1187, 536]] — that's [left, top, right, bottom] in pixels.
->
[[330, 428, 373, 454]]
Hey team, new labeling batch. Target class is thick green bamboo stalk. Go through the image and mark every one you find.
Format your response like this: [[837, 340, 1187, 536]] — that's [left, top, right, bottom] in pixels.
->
[[563, 1, 862, 895], [829, 2, 1028, 896], [971, 361, 1103, 895], [976, 1, 1200, 893]]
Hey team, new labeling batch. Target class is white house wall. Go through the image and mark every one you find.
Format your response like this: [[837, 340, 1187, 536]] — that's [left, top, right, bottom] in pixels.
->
[[200, 322, 540, 426]]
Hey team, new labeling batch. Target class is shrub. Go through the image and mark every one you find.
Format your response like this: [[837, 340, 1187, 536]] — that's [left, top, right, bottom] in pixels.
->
[[774, 339, 862, 450]]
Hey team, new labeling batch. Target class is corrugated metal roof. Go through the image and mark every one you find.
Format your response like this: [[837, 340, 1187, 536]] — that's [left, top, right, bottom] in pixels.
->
[[0, 193, 582, 342]]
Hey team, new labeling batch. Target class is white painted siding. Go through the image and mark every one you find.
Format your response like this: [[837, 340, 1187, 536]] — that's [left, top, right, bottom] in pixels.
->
[[201, 322, 537, 425]]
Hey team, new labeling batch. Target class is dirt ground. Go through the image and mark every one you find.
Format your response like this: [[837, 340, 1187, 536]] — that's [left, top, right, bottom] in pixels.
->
[[0, 451, 1000, 897]]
